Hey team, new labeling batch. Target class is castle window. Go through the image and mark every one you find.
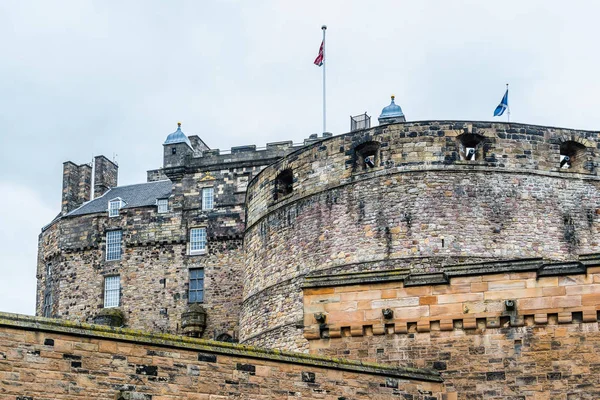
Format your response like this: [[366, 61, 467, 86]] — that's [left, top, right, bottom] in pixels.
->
[[560, 141, 586, 171], [157, 198, 168, 213], [43, 262, 52, 317], [457, 133, 484, 161], [189, 227, 207, 255], [43, 291, 52, 318], [104, 275, 120, 308], [108, 199, 122, 217], [106, 230, 122, 261], [188, 268, 204, 303], [274, 169, 293, 201], [216, 333, 234, 342], [202, 187, 214, 210], [354, 141, 381, 171], [172, 147, 177, 155]]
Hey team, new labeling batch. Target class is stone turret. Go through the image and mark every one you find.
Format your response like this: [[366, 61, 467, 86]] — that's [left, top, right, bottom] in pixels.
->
[[163, 122, 195, 168], [378, 95, 406, 125]]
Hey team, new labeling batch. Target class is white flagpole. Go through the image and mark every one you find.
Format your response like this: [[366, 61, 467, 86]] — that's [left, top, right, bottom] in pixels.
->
[[506, 83, 510, 123], [322, 25, 327, 133]]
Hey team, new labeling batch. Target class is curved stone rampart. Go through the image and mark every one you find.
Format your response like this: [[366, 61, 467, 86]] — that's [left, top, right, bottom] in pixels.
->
[[241, 121, 600, 349]]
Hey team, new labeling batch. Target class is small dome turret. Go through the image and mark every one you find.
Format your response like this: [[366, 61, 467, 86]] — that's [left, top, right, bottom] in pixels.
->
[[164, 122, 192, 148], [378, 95, 406, 125]]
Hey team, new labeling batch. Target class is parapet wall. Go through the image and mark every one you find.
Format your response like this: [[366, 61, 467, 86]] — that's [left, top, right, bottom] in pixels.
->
[[246, 121, 600, 227], [0, 312, 445, 399], [302, 258, 600, 399], [241, 121, 600, 350]]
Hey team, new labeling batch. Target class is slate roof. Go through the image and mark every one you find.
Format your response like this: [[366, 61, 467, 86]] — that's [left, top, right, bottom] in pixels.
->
[[68, 180, 172, 217]]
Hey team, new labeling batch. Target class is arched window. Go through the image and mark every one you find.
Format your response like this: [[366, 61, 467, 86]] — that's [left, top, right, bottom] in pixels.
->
[[216, 333, 235, 342], [274, 169, 293, 201]]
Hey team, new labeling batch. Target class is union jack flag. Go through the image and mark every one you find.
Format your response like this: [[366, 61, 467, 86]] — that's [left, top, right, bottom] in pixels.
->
[[314, 40, 324, 66]]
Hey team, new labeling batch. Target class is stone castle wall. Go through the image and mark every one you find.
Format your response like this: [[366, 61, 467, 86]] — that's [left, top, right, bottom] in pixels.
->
[[302, 259, 600, 399], [38, 152, 274, 340], [0, 312, 445, 399], [242, 121, 600, 350], [36, 130, 331, 339]]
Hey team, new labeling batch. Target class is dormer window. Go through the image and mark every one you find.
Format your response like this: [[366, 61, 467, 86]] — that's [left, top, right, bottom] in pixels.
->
[[157, 198, 168, 213], [108, 199, 123, 217]]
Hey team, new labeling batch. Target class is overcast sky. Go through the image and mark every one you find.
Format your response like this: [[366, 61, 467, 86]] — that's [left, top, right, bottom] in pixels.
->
[[1, 1, 599, 315]]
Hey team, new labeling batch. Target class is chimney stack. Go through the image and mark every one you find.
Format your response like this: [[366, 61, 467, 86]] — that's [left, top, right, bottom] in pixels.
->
[[61, 162, 92, 214], [94, 155, 118, 198]]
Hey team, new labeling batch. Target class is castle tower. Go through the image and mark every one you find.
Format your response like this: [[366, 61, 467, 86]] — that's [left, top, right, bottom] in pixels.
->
[[378, 95, 406, 125], [163, 122, 194, 168]]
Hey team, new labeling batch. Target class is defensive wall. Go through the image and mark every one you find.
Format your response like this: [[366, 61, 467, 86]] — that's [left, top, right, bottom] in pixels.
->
[[242, 121, 600, 351], [0, 312, 446, 399], [303, 255, 600, 399]]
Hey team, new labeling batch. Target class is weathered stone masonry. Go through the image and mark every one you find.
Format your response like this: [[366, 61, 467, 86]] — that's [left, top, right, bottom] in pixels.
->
[[302, 256, 600, 399], [243, 121, 600, 351], [36, 128, 327, 341], [0, 312, 445, 399], [35, 119, 600, 399]]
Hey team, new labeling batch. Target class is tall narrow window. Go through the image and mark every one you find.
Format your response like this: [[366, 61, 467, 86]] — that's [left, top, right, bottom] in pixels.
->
[[188, 268, 204, 303], [104, 275, 120, 308], [189, 227, 207, 255], [106, 230, 122, 261], [108, 199, 122, 217], [202, 188, 214, 210], [43, 263, 52, 317], [43, 292, 52, 317], [157, 198, 168, 213]]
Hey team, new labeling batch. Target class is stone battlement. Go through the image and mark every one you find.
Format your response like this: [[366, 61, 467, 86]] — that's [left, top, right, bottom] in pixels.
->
[[246, 121, 600, 227], [302, 254, 600, 340]]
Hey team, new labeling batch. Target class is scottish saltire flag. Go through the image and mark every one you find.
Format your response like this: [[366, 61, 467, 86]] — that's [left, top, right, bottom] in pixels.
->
[[314, 41, 324, 66], [493, 89, 508, 117]]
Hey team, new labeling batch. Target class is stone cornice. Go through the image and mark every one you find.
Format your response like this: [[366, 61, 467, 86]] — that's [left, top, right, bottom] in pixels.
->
[[303, 254, 600, 288]]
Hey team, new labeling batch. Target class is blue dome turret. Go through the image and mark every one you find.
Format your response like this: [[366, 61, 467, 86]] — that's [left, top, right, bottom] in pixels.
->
[[164, 122, 192, 148], [378, 95, 406, 125]]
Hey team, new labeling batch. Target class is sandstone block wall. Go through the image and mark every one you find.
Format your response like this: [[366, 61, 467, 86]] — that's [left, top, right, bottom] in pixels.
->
[[302, 261, 600, 399], [0, 312, 445, 399], [242, 122, 600, 350]]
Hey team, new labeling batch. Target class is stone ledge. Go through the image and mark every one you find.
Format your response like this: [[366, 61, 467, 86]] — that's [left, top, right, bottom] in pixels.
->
[[0, 312, 442, 383], [304, 307, 600, 340], [303, 255, 600, 288]]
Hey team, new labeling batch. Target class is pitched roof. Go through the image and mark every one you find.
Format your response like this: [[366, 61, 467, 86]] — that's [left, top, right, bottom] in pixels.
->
[[67, 180, 172, 217]]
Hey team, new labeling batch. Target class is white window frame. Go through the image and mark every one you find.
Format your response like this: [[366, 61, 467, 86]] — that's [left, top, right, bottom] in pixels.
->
[[104, 275, 120, 308], [106, 230, 122, 261], [188, 268, 204, 303], [108, 198, 123, 217], [202, 187, 214, 211], [157, 198, 169, 213], [189, 227, 207, 255]]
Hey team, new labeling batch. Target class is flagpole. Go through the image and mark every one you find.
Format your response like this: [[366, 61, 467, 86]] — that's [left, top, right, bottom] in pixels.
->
[[506, 83, 510, 123], [322, 25, 327, 133]]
